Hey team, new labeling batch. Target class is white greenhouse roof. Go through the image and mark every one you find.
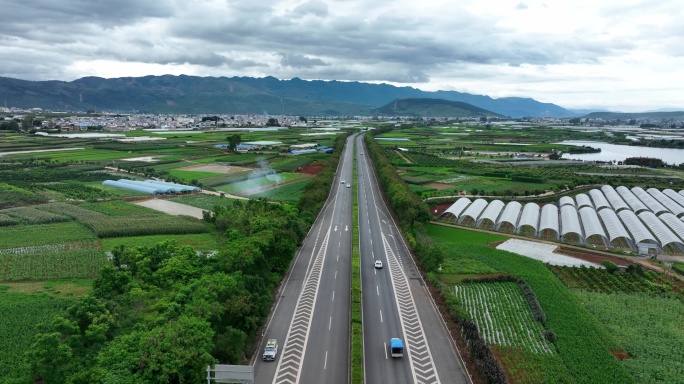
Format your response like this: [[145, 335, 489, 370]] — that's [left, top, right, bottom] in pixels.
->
[[539, 204, 559, 233], [458, 199, 488, 224], [663, 189, 684, 215], [579, 207, 607, 243], [658, 213, 684, 242], [559, 196, 575, 208], [560, 205, 583, 241], [647, 188, 684, 218], [103, 180, 163, 195], [575, 193, 594, 209], [477, 200, 505, 225], [658, 213, 684, 240], [618, 210, 657, 244], [442, 198, 471, 219], [588, 189, 611, 211], [601, 185, 630, 213], [496, 201, 522, 230], [638, 211, 683, 249], [597, 209, 633, 247], [616, 186, 649, 214], [632, 187, 668, 216], [517, 203, 540, 235]]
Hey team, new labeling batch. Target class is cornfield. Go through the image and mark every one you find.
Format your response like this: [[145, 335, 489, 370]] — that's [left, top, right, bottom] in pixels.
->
[[82, 216, 208, 238], [0, 207, 69, 224], [0, 241, 108, 281]]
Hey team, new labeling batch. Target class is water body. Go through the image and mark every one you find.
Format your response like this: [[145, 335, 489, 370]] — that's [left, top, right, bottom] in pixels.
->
[[558, 141, 684, 165]]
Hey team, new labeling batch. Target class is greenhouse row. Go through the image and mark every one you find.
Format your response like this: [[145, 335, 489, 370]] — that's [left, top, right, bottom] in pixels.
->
[[441, 185, 684, 253], [102, 179, 200, 195]]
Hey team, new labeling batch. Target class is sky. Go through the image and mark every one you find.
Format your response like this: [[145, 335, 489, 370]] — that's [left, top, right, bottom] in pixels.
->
[[1, 0, 683, 112]]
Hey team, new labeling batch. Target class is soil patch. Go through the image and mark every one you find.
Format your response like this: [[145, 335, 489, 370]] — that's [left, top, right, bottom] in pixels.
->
[[296, 164, 324, 175], [611, 350, 630, 360], [424, 182, 454, 191], [430, 202, 453, 217], [134, 199, 207, 219], [557, 247, 632, 267]]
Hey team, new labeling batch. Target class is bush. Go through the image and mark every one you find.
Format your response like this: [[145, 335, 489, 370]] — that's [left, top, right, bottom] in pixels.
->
[[603, 260, 619, 274]]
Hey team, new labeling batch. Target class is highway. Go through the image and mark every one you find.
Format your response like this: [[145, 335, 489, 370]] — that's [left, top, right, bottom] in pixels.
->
[[254, 135, 355, 384], [355, 135, 470, 384], [254, 133, 470, 384]]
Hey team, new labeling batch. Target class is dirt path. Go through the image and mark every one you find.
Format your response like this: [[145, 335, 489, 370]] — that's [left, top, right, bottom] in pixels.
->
[[396, 150, 412, 164]]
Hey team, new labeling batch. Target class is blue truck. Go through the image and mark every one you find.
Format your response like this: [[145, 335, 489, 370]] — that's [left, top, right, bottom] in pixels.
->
[[390, 338, 404, 357]]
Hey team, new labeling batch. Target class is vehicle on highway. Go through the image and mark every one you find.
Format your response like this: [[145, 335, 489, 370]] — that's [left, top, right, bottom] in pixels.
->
[[263, 339, 278, 361], [347, 183, 351, 188], [341, 180, 345, 184], [390, 338, 404, 357], [374, 260, 383, 269]]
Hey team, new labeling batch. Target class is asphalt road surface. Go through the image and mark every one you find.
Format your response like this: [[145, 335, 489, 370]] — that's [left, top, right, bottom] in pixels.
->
[[254, 134, 470, 384]]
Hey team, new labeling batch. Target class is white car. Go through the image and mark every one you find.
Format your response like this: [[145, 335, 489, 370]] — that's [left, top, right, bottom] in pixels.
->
[[374, 260, 383, 269], [341, 180, 345, 184], [263, 339, 278, 361]]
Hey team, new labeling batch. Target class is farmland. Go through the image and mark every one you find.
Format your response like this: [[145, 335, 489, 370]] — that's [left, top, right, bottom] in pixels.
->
[[0, 288, 76, 384], [456, 281, 572, 383], [372, 124, 684, 198], [575, 292, 684, 383], [550, 265, 684, 296], [427, 224, 634, 383], [0, 241, 108, 281]]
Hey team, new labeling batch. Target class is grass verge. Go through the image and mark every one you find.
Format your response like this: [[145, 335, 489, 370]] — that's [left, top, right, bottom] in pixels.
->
[[351, 142, 363, 384]]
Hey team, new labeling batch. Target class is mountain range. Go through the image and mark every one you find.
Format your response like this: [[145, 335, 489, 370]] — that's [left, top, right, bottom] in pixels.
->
[[0, 75, 577, 118]]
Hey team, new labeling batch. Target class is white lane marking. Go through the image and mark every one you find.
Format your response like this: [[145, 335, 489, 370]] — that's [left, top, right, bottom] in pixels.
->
[[377, 286, 379, 296], [332, 291, 335, 301], [384, 342, 388, 360], [337, 255, 339, 262], [335, 270, 337, 279], [329, 316, 332, 330], [324, 351, 328, 370], [380, 310, 383, 323]]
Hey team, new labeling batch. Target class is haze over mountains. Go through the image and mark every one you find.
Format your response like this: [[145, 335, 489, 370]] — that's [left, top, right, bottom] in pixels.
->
[[0, 75, 576, 118]]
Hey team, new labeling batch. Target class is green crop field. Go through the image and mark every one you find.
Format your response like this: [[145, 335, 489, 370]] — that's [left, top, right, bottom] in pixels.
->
[[101, 233, 218, 251], [251, 178, 311, 202], [168, 169, 222, 181], [575, 291, 684, 384], [0, 206, 70, 224], [82, 215, 209, 238], [427, 223, 634, 383], [550, 265, 684, 296], [0, 288, 75, 384], [79, 200, 164, 217], [0, 241, 108, 281], [0, 222, 97, 248], [214, 173, 305, 195], [168, 194, 244, 210], [457, 281, 572, 383]]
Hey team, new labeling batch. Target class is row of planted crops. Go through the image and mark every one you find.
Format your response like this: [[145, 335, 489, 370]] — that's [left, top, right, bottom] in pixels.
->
[[549, 265, 683, 296], [0, 201, 211, 282]]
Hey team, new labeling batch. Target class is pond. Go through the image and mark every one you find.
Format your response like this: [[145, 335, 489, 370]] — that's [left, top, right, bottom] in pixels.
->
[[557, 141, 684, 165]]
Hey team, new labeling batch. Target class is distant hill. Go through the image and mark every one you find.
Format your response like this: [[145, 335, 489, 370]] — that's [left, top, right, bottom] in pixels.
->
[[373, 98, 502, 118], [583, 111, 684, 120], [0, 75, 577, 117]]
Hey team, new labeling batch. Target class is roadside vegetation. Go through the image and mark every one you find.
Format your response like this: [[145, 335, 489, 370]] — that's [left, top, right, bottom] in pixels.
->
[[0, 128, 347, 383]]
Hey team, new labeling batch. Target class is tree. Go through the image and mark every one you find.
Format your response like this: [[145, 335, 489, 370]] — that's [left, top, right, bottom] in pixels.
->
[[266, 117, 280, 127], [298, 116, 307, 123], [228, 134, 241, 151]]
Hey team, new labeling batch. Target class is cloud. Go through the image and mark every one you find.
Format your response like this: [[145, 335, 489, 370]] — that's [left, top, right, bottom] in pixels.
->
[[280, 53, 329, 68], [0, 0, 683, 110]]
